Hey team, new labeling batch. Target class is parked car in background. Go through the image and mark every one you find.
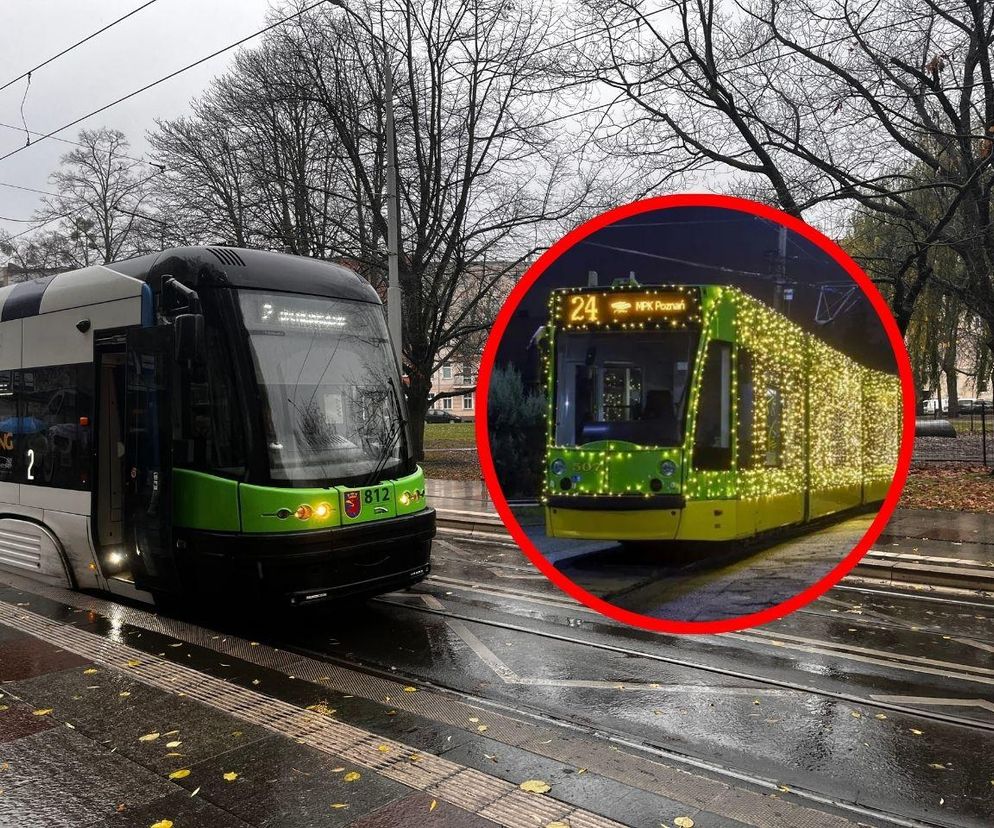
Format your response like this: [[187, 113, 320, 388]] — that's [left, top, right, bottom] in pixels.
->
[[922, 399, 940, 415], [426, 408, 464, 423]]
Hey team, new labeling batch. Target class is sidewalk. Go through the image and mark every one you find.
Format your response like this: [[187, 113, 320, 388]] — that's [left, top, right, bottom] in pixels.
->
[[0, 619, 492, 827]]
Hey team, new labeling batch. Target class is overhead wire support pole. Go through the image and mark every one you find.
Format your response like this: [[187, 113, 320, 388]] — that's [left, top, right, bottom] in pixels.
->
[[383, 41, 403, 372]]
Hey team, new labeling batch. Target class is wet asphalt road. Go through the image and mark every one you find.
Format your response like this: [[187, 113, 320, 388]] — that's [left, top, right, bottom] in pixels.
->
[[267, 534, 994, 828]]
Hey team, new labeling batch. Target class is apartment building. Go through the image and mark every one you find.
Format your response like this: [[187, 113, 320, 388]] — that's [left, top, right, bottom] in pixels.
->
[[429, 358, 478, 421]]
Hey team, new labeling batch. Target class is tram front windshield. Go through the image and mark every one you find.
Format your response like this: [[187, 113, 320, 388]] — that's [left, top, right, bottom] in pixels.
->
[[238, 290, 408, 485], [554, 329, 698, 447]]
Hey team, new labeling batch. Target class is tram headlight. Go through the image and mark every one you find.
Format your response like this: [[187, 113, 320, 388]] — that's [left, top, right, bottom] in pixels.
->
[[399, 491, 411, 506], [550, 458, 567, 476], [659, 460, 677, 477], [314, 502, 332, 519], [295, 504, 313, 520]]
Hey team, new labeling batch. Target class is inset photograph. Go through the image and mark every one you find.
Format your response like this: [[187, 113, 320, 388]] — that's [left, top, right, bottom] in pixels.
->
[[480, 195, 913, 630]]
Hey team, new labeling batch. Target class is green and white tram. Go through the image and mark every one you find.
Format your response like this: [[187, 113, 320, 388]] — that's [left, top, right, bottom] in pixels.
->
[[0, 247, 433, 607]]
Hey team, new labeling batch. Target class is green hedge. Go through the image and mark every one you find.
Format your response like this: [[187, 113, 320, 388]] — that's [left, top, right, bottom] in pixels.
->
[[487, 364, 545, 498]]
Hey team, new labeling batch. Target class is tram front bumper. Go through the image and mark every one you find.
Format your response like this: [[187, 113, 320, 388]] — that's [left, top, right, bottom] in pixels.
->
[[176, 508, 435, 607], [545, 495, 684, 541]]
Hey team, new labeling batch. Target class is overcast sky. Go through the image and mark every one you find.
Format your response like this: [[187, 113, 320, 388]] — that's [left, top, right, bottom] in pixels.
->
[[0, 0, 278, 238]]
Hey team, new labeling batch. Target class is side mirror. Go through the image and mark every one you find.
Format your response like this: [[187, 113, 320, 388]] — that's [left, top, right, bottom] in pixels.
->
[[174, 313, 205, 364]]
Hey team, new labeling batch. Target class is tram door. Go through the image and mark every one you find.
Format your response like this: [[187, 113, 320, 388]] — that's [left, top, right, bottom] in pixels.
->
[[123, 327, 178, 597]]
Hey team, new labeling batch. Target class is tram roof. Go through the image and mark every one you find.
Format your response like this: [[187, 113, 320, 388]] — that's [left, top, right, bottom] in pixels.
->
[[0, 247, 379, 322], [110, 247, 380, 304]]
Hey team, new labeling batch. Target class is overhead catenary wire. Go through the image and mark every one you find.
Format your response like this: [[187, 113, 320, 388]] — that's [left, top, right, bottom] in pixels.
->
[[582, 240, 773, 278], [0, 0, 332, 166], [0, 122, 164, 170], [0, 180, 59, 197], [0, 0, 163, 94]]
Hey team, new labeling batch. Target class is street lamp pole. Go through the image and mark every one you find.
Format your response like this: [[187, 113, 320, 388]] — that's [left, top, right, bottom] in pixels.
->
[[384, 52, 402, 371]]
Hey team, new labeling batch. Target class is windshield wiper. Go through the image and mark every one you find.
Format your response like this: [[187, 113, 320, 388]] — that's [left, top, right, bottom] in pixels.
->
[[361, 377, 408, 487]]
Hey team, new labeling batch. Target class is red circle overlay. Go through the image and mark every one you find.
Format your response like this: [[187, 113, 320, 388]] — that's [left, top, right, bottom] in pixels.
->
[[475, 194, 916, 635]]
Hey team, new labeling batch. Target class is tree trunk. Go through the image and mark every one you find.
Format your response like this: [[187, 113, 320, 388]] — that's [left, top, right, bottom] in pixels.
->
[[405, 371, 431, 463], [943, 337, 959, 418]]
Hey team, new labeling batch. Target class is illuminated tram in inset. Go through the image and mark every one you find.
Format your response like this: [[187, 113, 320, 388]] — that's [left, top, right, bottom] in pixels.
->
[[542, 281, 901, 542], [0, 247, 433, 607]]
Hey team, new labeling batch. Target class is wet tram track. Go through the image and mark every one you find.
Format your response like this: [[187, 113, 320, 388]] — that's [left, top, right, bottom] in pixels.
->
[[367, 584, 994, 731], [421, 572, 994, 678], [431, 538, 994, 646], [274, 590, 994, 828]]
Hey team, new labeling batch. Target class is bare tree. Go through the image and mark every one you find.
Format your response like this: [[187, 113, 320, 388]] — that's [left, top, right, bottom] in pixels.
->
[[150, 0, 609, 456], [573, 0, 994, 368], [32, 127, 158, 266], [282, 0, 609, 456]]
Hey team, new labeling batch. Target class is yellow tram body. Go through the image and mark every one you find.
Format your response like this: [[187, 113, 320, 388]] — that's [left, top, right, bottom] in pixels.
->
[[542, 283, 901, 542]]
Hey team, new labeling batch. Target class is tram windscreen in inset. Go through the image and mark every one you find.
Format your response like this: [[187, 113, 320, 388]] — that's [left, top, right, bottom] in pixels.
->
[[554, 330, 698, 447]]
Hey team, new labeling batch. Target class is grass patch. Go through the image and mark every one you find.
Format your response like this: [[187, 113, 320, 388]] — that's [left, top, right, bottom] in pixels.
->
[[900, 466, 994, 513], [420, 450, 481, 481], [423, 422, 475, 449], [949, 416, 993, 435]]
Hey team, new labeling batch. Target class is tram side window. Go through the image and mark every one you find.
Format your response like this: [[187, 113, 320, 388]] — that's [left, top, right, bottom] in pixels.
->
[[0, 371, 18, 482], [736, 349, 755, 469], [764, 384, 784, 468], [204, 326, 244, 474], [693, 340, 732, 470], [174, 327, 245, 476], [19, 366, 93, 491]]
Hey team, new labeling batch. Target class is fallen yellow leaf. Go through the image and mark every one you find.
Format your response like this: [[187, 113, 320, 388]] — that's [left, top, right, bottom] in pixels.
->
[[343, 771, 361, 782], [32, 709, 53, 717], [166, 741, 181, 748], [331, 767, 345, 773], [546, 822, 569, 828], [164, 753, 183, 758], [139, 733, 160, 742], [151, 821, 173, 828], [377, 745, 391, 753], [306, 703, 336, 716], [519, 780, 551, 794], [119, 692, 130, 698], [168, 769, 191, 780], [911, 729, 923, 735], [0, 705, 7, 712], [875, 714, 887, 720], [928, 763, 946, 770], [126, 660, 141, 668], [83, 668, 98, 675], [191, 787, 200, 797], [429, 799, 438, 812], [477, 725, 488, 733], [675, 818, 695, 828], [330, 803, 349, 810], [223, 772, 238, 782], [403, 686, 417, 693]]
